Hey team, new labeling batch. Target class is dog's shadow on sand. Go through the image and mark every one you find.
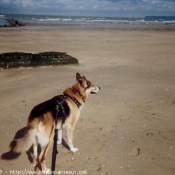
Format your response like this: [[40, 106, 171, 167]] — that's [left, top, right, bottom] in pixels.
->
[[1, 127, 70, 163], [1, 127, 26, 160]]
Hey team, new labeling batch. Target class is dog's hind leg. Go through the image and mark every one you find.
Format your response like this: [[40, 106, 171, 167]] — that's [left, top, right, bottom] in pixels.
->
[[39, 141, 52, 173], [31, 143, 38, 167]]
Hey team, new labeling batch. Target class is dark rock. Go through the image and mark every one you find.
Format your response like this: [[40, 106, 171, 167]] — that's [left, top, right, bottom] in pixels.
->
[[5, 18, 26, 27], [0, 52, 79, 69]]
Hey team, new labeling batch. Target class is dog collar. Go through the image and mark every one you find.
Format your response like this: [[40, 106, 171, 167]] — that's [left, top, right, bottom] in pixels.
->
[[71, 88, 86, 103]]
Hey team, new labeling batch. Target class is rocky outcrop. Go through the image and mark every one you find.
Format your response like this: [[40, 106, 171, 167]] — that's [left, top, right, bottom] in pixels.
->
[[0, 52, 79, 69]]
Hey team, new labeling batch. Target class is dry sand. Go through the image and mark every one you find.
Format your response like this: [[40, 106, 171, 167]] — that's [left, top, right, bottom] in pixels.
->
[[0, 25, 175, 175]]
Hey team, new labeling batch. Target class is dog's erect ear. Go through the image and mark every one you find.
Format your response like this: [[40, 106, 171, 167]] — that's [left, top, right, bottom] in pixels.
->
[[81, 77, 88, 87], [76, 73, 88, 87], [76, 72, 82, 81]]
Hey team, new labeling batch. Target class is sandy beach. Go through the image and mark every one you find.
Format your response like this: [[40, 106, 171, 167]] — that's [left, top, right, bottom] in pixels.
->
[[0, 25, 175, 175]]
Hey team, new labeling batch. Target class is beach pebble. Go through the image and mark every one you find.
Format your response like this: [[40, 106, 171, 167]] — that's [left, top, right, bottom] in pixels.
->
[[130, 147, 140, 156], [97, 167, 101, 171], [120, 116, 129, 122], [146, 132, 153, 136]]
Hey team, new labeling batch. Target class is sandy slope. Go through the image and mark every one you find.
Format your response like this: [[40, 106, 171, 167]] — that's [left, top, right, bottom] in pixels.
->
[[0, 26, 175, 175]]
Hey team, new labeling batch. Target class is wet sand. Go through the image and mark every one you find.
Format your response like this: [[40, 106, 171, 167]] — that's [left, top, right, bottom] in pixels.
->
[[0, 25, 175, 175]]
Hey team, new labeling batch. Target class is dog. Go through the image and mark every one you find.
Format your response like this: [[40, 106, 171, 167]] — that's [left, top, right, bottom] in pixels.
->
[[10, 72, 100, 172]]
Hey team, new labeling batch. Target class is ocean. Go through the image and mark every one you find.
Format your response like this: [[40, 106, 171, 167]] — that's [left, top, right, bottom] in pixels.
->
[[2, 14, 175, 26], [0, 17, 7, 26]]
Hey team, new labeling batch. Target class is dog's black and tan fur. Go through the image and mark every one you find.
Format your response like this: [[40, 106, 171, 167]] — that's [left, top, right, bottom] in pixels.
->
[[10, 73, 100, 172]]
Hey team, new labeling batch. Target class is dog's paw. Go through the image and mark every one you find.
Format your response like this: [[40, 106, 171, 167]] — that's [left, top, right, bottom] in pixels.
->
[[70, 147, 78, 153], [42, 168, 50, 174], [30, 162, 38, 167], [57, 139, 62, 145]]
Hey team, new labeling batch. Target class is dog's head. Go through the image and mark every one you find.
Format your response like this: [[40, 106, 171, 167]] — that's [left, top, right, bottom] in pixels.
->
[[75, 72, 100, 99]]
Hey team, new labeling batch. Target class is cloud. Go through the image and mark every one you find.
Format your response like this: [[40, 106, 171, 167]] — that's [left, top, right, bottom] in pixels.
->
[[139, 0, 175, 11], [2, 0, 10, 2]]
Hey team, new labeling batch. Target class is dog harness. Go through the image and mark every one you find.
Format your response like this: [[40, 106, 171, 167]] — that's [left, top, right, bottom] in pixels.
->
[[54, 95, 81, 110], [67, 95, 81, 108]]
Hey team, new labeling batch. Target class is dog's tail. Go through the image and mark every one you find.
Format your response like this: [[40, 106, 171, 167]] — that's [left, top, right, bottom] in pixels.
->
[[10, 127, 36, 153]]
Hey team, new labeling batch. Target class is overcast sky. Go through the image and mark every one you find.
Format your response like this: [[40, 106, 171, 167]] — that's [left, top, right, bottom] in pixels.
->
[[1, 0, 175, 17]]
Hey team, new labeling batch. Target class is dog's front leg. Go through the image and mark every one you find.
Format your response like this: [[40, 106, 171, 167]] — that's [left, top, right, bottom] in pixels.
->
[[56, 120, 62, 145], [57, 129, 62, 145], [66, 126, 78, 153]]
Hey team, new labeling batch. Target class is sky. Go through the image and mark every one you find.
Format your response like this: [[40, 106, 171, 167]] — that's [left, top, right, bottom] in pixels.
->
[[0, 0, 175, 17]]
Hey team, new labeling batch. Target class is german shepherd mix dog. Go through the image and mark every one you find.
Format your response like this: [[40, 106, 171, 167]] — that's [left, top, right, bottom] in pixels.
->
[[10, 73, 100, 172]]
